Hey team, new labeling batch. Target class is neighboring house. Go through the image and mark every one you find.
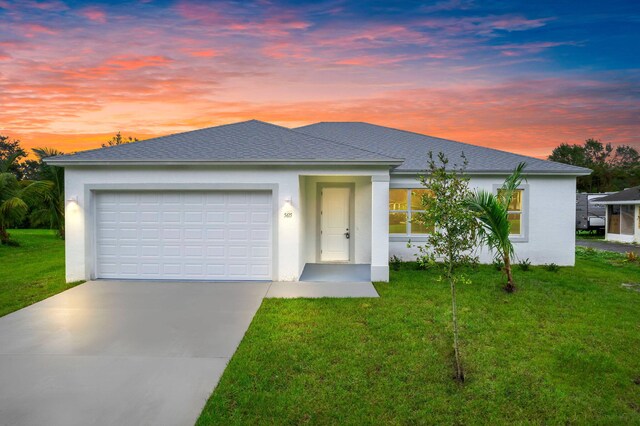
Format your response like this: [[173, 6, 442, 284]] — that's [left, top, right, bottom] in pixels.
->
[[46, 120, 590, 283], [594, 186, 640, 244]]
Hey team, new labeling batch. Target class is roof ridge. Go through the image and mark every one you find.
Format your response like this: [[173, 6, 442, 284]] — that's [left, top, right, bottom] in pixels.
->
[[239, 119, 402, 160], [299, 122, 589, 172], [282, 123, 404, 161]]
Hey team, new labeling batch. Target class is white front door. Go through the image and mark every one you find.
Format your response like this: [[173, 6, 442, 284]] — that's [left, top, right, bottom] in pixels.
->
[[320, 187, 350, 262]]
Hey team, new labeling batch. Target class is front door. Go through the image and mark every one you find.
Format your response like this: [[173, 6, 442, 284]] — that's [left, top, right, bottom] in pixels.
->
[[320, 187, 350, 262]]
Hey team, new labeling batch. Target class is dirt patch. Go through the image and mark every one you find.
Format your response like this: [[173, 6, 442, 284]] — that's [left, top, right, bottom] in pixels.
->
[[622, 283, 640, 292]]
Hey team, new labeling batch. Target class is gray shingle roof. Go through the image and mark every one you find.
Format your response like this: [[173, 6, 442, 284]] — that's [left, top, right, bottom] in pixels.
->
[[45, 120, 401, 165], [595, 186, 640, 203], [46, 119, 591, 175], [296, 122, 591, 175]]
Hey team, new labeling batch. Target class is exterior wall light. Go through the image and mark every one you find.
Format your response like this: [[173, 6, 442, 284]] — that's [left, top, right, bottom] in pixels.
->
[[67, 196, 78, 204]]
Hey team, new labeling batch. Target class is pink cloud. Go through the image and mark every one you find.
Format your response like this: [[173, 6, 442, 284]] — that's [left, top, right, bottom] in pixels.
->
[[81, 7, 107, 23], [20, 23, 57, 37]]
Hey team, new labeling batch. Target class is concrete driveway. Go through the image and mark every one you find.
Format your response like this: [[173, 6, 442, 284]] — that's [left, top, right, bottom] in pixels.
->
[[576, 239, 640, 254], [0, 280, 269, 426]]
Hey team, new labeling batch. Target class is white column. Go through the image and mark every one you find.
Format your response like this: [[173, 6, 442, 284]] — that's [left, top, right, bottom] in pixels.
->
[[370, 174, 390, 282], [64, 170, 87, 282]]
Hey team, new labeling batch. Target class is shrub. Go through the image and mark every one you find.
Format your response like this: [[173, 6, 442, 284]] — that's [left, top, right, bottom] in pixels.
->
[[493, 258, 504, 271], [518, 258, 531, 271], [390, 255, 402, 271], [625, 252, 638, 263], [545, 263, 560, 272]]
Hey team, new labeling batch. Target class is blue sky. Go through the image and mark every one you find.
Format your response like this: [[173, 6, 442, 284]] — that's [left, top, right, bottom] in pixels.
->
[[1, 0, 638, 156]]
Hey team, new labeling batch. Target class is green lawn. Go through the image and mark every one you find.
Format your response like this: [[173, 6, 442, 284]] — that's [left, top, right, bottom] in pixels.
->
[[199, 248, 640, 425], [0, 229, 81, 317], [576, 230, 605, 240]]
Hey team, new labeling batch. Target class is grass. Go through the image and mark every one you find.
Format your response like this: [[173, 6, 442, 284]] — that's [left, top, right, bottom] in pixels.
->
[[199, 247, 640, 425], [576, 230, 605, 240], [0, 229, 81, 317]]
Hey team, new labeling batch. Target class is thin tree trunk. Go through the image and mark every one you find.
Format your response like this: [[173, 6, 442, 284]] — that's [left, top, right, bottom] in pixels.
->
[[0, 226, 9, 245], [504, 253, 515, 293], [449, 263, 464, 382]]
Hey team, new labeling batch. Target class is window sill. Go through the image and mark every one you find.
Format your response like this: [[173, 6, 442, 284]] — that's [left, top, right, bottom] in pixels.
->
[[509, 235, 528, 243], [390, 235, 429, 243]]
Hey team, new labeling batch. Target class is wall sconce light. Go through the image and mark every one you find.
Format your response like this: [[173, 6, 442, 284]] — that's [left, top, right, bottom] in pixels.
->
[[67, 195, 78, 204], [284, 196, 293, 207]]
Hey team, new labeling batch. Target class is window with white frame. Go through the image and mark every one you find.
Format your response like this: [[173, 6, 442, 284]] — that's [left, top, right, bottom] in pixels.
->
[[497, 188, 524, 236], [608, 205, 634, 235], [389, 189, 432, 235]]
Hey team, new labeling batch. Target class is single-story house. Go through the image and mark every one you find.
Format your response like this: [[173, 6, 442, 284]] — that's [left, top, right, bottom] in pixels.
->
[[593, 186, 640, 243], [46, 120, 590, 283]]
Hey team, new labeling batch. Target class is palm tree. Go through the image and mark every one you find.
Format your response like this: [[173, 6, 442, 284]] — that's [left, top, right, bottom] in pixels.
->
[[0, 153, 52, 245], [30, 147, 65, 239], [466, 163, 526, 292]]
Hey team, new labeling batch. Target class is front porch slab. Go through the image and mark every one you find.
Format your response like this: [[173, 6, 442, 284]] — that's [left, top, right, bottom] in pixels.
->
[[299, 263, 371, 282], [265, 282, 379, 298]]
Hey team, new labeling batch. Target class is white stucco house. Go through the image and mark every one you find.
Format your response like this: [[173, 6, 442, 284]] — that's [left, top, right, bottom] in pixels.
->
[[46, 120, 590, 283], [595, 186, 640, 244]]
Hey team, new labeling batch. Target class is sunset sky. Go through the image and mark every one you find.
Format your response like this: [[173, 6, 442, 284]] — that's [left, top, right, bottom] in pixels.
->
[[1, 0, 639, 158]]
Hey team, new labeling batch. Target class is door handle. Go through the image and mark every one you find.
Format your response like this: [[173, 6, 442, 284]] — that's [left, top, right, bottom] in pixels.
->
[[344, 229, 350, 239]]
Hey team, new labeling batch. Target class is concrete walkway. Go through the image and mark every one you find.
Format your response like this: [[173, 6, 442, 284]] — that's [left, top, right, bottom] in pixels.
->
[[576, 239, 640, 254], [0, 280, 269, 426]]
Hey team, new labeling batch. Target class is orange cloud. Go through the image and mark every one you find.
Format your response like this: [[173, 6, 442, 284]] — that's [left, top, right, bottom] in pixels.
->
[[8, 78, 639, 160], [186, 49, 219, 58], [106, 55, 173, 70]]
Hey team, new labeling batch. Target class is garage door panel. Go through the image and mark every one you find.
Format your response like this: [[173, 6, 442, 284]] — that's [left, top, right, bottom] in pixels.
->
[[95, 191, 272, 281]]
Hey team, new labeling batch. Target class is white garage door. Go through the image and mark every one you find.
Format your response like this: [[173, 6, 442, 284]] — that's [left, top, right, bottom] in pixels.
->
[[95, 191, 272, 281]]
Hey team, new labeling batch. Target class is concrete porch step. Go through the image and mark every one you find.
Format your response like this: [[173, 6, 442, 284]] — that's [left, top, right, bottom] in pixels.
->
[[265, 282, 379, 298]]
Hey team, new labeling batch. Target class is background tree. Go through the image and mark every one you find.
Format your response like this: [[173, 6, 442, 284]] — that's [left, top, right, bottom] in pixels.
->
[[412, 152, 478, 382], [548, 138, 639, 192], [466, 163, 525, 293], [102, 132, 138, 147], [29, 148, 65, 238], [0, 153, 52, 245], [0, 135, 47, 181]]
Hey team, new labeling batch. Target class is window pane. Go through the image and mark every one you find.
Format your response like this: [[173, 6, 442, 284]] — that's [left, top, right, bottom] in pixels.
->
[[410, 213, 432, 234], [389, 212, 408, 234], [410, 189, 433, 210], [608, 205, 620, 234], [498, 189, 522, 212], [621, 205, 634, 235], [389, 189, 408, 210], [508, 213, 521, 235]]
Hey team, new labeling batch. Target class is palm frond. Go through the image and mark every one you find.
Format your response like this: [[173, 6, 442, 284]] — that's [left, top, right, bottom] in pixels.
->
[[0, 152, 21, 173], [32, 147, 63, 160], [466, 190, 515, 258], [497, 162, 527, 209]]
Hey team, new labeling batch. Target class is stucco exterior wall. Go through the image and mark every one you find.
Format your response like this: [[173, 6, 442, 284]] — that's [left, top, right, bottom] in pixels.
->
[[64, 165, 388, 283], [388, 174, 578, 266], [64, 165, 579, 283]]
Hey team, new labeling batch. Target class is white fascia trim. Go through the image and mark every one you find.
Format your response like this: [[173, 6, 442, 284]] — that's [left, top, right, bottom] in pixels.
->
[[391, 170, 591, 177], [597, 200, 640, 205]]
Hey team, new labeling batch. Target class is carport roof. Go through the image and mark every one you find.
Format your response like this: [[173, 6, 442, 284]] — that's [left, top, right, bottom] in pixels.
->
[[595, 186, 640, 204], [45, 120, 402, 166]]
